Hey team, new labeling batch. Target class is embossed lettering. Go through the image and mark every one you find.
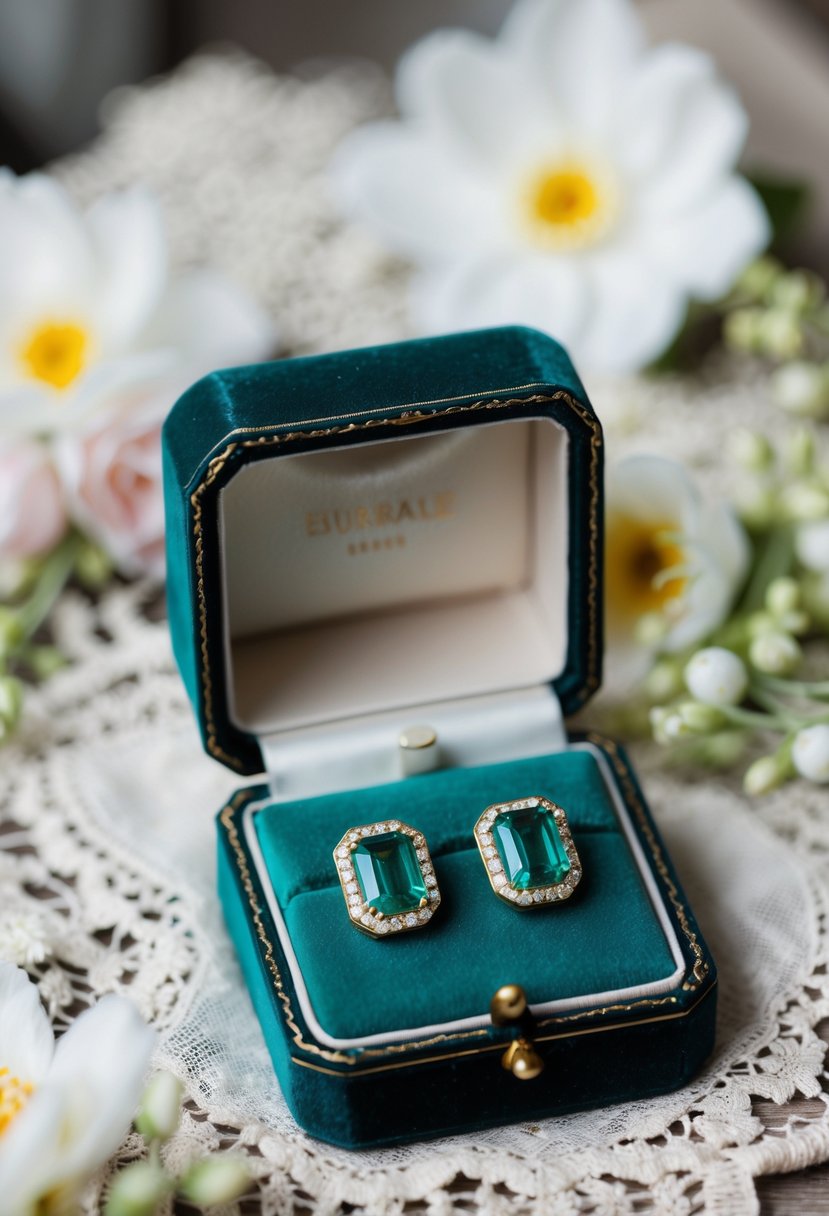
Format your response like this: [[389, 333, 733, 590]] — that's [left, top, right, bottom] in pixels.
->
[[306, 492, 456, 537]]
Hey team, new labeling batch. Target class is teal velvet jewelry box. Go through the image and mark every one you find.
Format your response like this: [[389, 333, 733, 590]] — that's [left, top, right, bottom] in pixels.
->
[[162, 325, 716, 1149]]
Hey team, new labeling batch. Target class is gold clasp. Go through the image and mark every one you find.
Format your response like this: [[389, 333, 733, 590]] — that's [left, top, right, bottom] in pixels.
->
[[490, 984, 544, 1081]]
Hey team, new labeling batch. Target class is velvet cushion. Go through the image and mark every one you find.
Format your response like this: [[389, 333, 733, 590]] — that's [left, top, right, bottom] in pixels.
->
[[253, 749, 678, 1040]]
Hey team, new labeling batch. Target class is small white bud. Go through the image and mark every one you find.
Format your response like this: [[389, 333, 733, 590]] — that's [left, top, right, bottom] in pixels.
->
[[796, 519, 829, 573], [792, 725, 829, 784], [771, 361, 829, 420], [644, 659, 685, 703], [699, 732, 746, 768], [135, 1071, 182, 1141], [685, 648, 749, 707], [180, 1157, 250, 1206], [730, 428, 774, 472], [759, 309, 804, 359], [743, 755, 785, 797], [747, 611, 776, 638], [724, 308, 765, 353], [769, 269, 824, 313], [765, 576, 800, 618], [749, 631, 801, 676], [105, 1161, 170, 1216], [777, 609, 810, 636], [802, 572, 829, 628], [736, 484, 779, 531], [781, 481, 829, 522], [736, 256, 783, 302], [677, 701, 725, 733]]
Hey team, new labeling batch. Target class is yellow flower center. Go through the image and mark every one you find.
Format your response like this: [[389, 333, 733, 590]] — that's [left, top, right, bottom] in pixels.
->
[[0, 1065, 34, 1136], [523, 160, 618, 251], [20, 320, 89, 390], [606, 515, 688, 621]]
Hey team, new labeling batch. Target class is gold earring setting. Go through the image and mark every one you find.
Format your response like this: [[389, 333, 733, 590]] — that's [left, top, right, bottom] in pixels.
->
[[474, 795, 582, 907], [334, 821, 440, 937]]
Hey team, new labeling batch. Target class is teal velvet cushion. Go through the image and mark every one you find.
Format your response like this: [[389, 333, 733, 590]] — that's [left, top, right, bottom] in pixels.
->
[[253, 748, 678, 1040]]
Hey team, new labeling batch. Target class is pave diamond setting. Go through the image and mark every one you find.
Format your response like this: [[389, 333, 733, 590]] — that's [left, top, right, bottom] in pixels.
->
[[474, 796, 582, 907], [334, 820, 440, 938]]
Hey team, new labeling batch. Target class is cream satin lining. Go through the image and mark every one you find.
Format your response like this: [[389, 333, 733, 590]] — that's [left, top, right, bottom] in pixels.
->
[[218, 417, 569, 739]]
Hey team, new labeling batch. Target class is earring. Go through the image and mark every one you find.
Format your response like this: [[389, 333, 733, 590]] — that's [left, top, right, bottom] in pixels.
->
[[334, 821, 441, 937], [474, 796, 582, 907]]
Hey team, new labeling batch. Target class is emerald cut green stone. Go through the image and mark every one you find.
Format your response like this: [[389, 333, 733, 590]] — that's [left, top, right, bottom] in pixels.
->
[[351, 831, 427, 915], [494, 806, 571, 890]]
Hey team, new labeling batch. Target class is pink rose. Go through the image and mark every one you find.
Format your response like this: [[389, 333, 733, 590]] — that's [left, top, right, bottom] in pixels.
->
[[0, 440, 67, 559], [59, 408, 166, 579]]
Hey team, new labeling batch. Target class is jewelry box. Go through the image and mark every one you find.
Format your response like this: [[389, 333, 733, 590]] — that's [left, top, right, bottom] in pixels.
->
[[162, 325, 716, 1148]]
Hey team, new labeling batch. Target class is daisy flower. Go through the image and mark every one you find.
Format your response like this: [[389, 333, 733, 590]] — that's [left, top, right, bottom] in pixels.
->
[[333, 0, 770, 372], [0, 962, 154, 1216], [606, 454, 749, 657], [0, 171, 272, 438], [0, 170, 274, 575]]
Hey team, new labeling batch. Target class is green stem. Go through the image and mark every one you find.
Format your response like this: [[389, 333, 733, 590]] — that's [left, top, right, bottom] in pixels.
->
[[758, 673, 829, 701], [736, 525, 794, 617], [15, 534, 80, 641], [717, 704, 789, 730], [749, 684, 806, 729]]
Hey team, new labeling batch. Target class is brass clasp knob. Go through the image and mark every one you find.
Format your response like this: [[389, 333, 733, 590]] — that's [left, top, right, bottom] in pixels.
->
[[501, 1037, 544, 1081], [490, 984, 545, 1081]]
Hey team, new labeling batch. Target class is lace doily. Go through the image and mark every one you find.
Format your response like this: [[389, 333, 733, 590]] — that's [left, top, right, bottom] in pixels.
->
[[2, 51, 827, 1214]]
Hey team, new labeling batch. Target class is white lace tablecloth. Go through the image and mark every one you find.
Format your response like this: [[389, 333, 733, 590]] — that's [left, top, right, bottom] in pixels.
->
[[3, 51, 829, 1215]]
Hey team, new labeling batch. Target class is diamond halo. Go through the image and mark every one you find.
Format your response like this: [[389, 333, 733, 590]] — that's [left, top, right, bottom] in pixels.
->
[[333, 820, 441, 938], [474, 795, 582, 907]]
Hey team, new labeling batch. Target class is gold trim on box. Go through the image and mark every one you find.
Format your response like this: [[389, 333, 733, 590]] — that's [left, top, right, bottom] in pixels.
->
[[219, 729, 711, 1070], [289, 983, 717, 1078]]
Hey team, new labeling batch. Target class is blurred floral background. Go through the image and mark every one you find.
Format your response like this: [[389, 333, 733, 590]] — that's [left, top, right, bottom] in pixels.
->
[[2, 0, 829, 796], [4, 0, 829, 1209]]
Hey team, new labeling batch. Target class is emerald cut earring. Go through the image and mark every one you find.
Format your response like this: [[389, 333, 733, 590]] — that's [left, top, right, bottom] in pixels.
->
[[334, 821, 440, 937], [474, 796, 582, 907]]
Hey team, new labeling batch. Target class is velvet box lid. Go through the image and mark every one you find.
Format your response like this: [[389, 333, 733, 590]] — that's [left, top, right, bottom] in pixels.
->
[[162, 325, 603, 778]]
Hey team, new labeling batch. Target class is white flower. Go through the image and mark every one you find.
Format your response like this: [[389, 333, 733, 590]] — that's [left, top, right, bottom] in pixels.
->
[[796, 519, 829, 573], [606, 455, 749, 655], [0, 962, 154, 1216], [0, 171, 273, 438], [332, 0, 769, 372], [792, 725, 829, 784], [685, 648, 748, 707]]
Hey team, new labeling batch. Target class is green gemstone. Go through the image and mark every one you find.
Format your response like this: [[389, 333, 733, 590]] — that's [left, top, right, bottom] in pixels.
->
[[493, 805, 571, 890], [351, 831, 428, 915]]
